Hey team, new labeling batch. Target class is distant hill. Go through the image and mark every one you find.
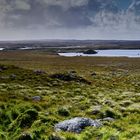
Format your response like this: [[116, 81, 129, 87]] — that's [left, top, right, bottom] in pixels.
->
[[0, 40, 140, 51]]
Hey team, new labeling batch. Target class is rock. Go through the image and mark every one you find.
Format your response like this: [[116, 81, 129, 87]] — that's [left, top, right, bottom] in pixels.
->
[[50, 73, 77, 81], [10, 74, 17, 79], [91, 72, 97, 76], [0, 76, 9, 79], [91, 106, 102, 115], [83, 49, 97, 54], [102, 117, 115, 122], [50, 73, 91, 84], [120, 100, 133, 107], [69, 70, 77, 74], [32, 96, 42, 101], [33, 70, 46, 75], [55, 117, 102, 133], [0, 65, 8, 70], [104, 100, 114, 106]]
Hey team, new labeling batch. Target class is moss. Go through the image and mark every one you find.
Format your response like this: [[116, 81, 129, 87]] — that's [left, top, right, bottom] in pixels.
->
[[0, 59, 140, 140], [16, 133, 33, 140], [57, 107, 70, 117], [48, 133, 65, 140], [0, 132, 7, 140], [104, 109, 121, 119], [9, 109, 38, 131]]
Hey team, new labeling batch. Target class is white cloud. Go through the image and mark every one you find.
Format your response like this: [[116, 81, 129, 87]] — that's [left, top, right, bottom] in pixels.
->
[[14, 0, 31, 10], [42, 0, 89, 9]]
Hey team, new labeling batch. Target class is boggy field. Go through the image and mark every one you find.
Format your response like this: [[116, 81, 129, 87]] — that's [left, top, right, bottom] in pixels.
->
[[0, 51, 140, 140]]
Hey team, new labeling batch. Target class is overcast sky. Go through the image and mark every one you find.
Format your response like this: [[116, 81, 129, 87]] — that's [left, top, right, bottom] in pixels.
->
[[0, 0, 140, 40]]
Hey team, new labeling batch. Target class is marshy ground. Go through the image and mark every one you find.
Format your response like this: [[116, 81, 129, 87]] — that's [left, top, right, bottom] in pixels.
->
[[0, 50, 140, 140]]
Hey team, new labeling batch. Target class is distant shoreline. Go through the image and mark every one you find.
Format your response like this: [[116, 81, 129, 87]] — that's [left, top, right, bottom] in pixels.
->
[[0, 40, 140, 53]]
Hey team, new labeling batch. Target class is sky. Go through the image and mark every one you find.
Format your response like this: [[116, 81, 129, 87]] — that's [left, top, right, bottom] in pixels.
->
[[0, 0, 140, 40], [116, 0, 132, 9]]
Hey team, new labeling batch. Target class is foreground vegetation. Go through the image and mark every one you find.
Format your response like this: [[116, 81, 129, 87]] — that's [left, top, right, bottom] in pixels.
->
[[0, 51, 140, 140]]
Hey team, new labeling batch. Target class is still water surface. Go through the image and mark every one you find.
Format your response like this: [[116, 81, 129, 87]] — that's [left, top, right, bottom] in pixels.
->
[[58, 50, 140, 58]]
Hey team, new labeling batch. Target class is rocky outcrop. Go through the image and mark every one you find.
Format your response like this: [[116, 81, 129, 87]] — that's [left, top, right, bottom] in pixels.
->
[[55, 117, 102, 133], [50, 73, 91, 84]]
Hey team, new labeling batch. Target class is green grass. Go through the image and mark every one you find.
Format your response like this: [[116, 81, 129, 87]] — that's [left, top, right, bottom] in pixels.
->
[[0, 51, 140, 140]]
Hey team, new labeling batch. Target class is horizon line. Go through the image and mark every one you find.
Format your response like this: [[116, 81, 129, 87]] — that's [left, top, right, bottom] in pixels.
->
[[0, 38, 140, 42]]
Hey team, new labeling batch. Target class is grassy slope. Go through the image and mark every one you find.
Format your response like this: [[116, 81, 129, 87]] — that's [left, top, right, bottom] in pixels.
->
[[0, 51, 140, 140]]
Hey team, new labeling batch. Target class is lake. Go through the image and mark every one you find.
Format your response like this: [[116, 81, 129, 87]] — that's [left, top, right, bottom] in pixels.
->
[[0, 48, 4, 51], [58, 50, 140, 58]]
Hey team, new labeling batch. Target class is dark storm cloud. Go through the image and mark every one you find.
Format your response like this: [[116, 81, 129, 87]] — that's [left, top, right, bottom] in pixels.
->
[[0, 0, 140, 40]]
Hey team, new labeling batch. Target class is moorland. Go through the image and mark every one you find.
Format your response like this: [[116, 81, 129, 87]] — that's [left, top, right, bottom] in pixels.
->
[[0, 49, 140, 140]]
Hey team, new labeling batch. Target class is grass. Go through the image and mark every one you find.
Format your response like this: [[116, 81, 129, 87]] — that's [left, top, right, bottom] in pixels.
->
[[0, 51, 140, 139]]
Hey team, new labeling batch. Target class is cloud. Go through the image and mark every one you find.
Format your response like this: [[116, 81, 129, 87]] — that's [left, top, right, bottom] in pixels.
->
[[42, 0, 89, 10], [128, 0, 140, 23], [0, 0, 119, 29], [0, 0, 140, 40], [13, 0, 31, 10]]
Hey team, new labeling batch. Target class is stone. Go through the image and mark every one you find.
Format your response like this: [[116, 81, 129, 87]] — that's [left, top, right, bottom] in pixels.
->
[[91, 106, 102, 115], [32, 96, 41, 101], [33, 70, 46, 75], [55, 117, 102, 133], [102, 117, 115, 122], [0, 65, 8, 70], [91, 72, 97, 76], [50, 73, 91, 84], [10, 74, 17, 79]]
